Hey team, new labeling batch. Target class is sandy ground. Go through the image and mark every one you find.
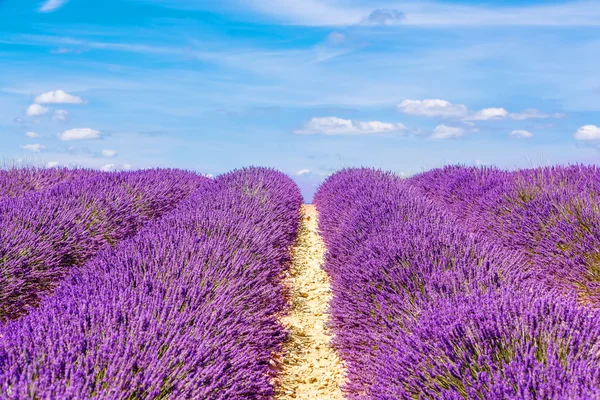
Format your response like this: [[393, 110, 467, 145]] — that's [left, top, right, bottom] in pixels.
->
[[274, 204, 346, 400]]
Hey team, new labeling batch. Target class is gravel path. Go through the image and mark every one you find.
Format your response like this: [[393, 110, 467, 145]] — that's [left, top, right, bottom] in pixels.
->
[[275, 204, 346, 399]]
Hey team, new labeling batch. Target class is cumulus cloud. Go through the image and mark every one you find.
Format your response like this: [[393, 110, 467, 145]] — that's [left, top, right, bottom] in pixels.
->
[[100, 164, 116, 172], [39, 0, 69, 13], [295, 169, 311, 176], [466, 107, 508, 121], [46, 161, 60, 168], [363, 9, 405, 25], [101, 149, 117, 158], [57, 128, 101, 141], [35, 90, 85, 104], [100, 163, 131, 172], [397, 99, 469, 119], [26, 104, 49, 116], [25, 131, 41, 138], [53, 109, 69, 121], [21, 144, 45, 153], [431, 124, 465, 140], [574, 125, 600, 140], [510, 129, 534, 138], [295, 116, 406, 135], [398, 100, 563, 122]]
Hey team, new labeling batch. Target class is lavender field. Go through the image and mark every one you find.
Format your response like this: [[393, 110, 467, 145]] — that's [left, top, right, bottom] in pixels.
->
[[1, 164, 599, 399]]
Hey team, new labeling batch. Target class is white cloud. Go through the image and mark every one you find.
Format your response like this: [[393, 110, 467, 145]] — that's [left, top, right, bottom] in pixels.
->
[[57, 128, 101, 141], [21, 144, 46, 153], [399, 100, 563, 123], [35, 90, 85, 104], [53, 109, 69, 121], [574, 125, 600, 140], [101, 163, 133, 172], [26, 104, 49, 116], [397, 99, 469, 118], [100, 164, 116, 172], [510, 129, 534, 138], [431, 124, 465, 140], [295, 116, 406, 135], [239, 0, 600, 27], [295, 169, 311, 176], [39, 0, 68, 13], [46, 161, 60, 168], [101, 149, 117, 158], [25, 131, 41, 138], [466, 107, 508, 121]]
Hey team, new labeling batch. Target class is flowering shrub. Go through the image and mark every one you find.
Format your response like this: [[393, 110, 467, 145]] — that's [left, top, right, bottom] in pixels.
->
[[315, 167, 600, 398], [409, 164, 600, 305], [0, 167, 302, 399], [0, 166, 93, 201], [0, 169, 207, 320]]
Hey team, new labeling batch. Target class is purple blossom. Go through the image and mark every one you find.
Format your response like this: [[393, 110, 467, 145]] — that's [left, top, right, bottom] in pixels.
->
[[315, 167, 600, 398], [0, 167, 302, 399], [0, 169, 208, 320]]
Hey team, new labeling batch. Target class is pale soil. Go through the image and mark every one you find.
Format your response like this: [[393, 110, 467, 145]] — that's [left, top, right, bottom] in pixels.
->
[[274, 204, 346, 400]]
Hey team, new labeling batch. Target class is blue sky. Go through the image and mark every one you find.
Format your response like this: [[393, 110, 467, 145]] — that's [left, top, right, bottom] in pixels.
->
[[1, 0, 600, 200]]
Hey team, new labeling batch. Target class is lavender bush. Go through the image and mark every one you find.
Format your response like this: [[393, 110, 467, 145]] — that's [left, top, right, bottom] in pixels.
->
[[408, 164, 600, 305], [315, 168, 600, 399], [0, 166, 93, 201], [0, 169, 207, 320], [0, 167, 302, 399]]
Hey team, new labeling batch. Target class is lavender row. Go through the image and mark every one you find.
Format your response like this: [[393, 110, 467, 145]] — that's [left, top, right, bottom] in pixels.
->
[[314, 168, 600, 399], [408, 164, 600, 305], [0, 167, 302, 399], [0, 169, 207, 321], [0, 166, 93, 202]]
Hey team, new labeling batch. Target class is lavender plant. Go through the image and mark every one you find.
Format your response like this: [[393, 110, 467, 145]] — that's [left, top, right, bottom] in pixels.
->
[[0, 169, 207, 320], [408, 164, 600, 305], [0, 167, 302, 399], [315, 168, 600, 399], [0, 166, 93, 201]]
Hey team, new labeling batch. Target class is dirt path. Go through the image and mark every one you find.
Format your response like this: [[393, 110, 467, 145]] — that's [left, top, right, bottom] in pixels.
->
[[275, 204, 346, 400]]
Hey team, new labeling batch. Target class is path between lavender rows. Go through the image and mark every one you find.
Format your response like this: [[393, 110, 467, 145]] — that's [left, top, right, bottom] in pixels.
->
[[275, 204, 346, 400]]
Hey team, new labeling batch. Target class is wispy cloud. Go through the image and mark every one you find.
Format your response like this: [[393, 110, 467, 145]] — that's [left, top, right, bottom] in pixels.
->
[[25, 131, 41, 138], [362, 9, 405, 26], [236, 0, 600, 27], [53, 109, 69, 121], [295, 116, 406, 135], [21, 144, 46, 153], [39, 0, 69, 13], [101, 149, 118, 158]]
